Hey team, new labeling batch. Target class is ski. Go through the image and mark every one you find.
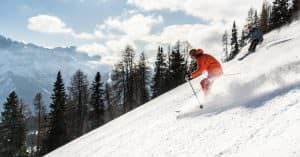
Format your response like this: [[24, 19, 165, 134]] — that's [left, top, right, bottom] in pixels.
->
[[238, 51, 254, 61], [175, 104, 203, 113]]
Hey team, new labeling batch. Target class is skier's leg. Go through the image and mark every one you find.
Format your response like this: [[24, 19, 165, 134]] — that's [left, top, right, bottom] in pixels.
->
[[200, 78, 209, 96], [249, 40, 255, 52], [252, 39, 259, 52]]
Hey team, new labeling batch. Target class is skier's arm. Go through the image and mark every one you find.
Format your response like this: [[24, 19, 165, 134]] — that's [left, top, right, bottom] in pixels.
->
[[245, 30, 253, 40], [191, 60, 206, 79], [244, 33, 250, 39], [191, 69, 203, 79]]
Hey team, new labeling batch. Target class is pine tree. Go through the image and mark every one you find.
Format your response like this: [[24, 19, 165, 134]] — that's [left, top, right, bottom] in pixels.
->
[[229, 21, 240, 60], [165, 45, 173, 91], [20, 100, 35, 157], [44, 71, 68, 153], [246, 8, 255, 26], [168, 41, 188, 89], [259, 1, 271, 33], [136, 52, 150, 105], [132, 64, 139, 108], [253, 10, 259, 27], [122, 45, 136, 111], [90, 72, 105, 129], [188, 59, 197, 73], [104, 83, 114, 120], [242, 8, 254, 42], [33, 93, 47, 157], [239, 30, 247, 49], [68, 70, 89, 137], [290, 0, 300, 20], [181, 41, 192, 62], [0, 92, 28, 157], [222, 30, 229, 62], [152, 46, 168, 98], [111, 62, 126, 115], [269, 0, 290, 30], [111, 45, 136, 114], [243, 8, 259, 40]]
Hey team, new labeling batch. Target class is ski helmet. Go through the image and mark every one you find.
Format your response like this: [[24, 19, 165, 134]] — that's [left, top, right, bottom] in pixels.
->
[[189, 49, 204, 57]]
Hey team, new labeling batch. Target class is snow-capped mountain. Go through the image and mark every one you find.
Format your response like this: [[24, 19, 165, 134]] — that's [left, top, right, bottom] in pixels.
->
[[46, 20, 300, 157], [0, 35, 111, 111]]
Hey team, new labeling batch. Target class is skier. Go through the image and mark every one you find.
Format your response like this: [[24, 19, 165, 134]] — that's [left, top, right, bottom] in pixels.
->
[[186, 49, 223, 96], [247, 25, 263, 52]]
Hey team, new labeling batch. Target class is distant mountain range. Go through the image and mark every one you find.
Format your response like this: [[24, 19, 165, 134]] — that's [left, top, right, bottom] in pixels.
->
[[0, 35, 111, 112]]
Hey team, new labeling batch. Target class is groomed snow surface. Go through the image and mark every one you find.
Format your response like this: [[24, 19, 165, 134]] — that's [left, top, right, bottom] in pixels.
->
[[46, 21, 300, 157]]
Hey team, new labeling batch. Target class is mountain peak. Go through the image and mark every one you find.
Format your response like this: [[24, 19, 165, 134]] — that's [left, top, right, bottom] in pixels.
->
[[0, 35, 109, 111]]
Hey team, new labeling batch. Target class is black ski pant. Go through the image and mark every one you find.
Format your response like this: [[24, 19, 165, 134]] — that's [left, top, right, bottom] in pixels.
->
[[248, 39, 259, 52]]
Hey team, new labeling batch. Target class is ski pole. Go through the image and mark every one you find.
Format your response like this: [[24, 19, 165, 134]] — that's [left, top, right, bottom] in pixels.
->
[[186, 78, 203, 108]]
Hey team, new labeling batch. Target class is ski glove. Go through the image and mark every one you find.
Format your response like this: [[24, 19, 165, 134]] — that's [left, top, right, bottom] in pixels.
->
[[185, 73, 192, 80]]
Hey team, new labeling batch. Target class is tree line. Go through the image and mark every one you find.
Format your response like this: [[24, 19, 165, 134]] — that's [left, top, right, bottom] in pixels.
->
[[222, 0, 300, 61], [0, 40, 194, 157]]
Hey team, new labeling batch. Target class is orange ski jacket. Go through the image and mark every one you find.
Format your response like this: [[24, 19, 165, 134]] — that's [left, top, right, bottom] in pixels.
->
[[191, 54, 223, 79]]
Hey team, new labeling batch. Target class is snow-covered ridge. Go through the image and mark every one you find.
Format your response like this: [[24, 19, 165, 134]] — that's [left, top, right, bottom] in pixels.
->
[[0, 35, 110, 110], [46, 21, 300, 157]]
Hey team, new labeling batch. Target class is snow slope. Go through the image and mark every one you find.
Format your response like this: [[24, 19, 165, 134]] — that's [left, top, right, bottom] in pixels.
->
[[46, 21, 300, 157]]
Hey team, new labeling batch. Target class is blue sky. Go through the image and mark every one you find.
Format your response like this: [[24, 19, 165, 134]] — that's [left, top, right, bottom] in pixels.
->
[[0, 0, 267, 64]]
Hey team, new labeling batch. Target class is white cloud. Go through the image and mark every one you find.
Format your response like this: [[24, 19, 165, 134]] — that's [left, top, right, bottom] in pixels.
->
[[78, 13, 224, 65], [76, 42, 119, 65], [104, 13, 163, 40], [28, 15, 73, 34], [105, 37, 137, 53], [94, 30, 105, 38], [28, 11, 230, 66], [100, 56, 120, 65], [142, 23, 224, 59], [76, 37, 137, 65], [127, 0, 271, 25], [78, 13, 163, 65], [77, 43, 108, 56], [25, 0, 276, 67], [127, 9, 139, 15], [73, 32, 96, 40], [28, 15, 103, 40], [30, 13, 224, 65], [124, 0, 275, 61]]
